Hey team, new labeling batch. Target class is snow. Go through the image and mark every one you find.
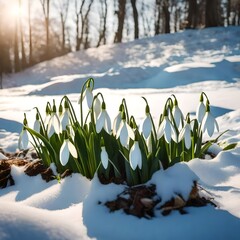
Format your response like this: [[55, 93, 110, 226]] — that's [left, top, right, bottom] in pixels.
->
[[0, 26, 240, 239]]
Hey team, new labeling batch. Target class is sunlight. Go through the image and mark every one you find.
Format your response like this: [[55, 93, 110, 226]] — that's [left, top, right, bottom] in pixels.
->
[[8, 2, 26, 19]]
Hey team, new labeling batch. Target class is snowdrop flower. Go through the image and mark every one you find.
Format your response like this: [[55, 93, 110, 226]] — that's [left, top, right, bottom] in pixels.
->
[[201, 105, 219, 137], [196, 94, 206, 124], [116, 118, 135, 148], [96, 102, 111, 133], [47, 102, 61, 137], [172, 103, 184, 129], [157, 116, 177, 143], [60, 139, 78, 166], [78, 86, 93, 109], [100, 146, 109, 169], [146, 135, 152, 153], [142, 112, 153, 139], [179, 119, 192, 149], [113, 107, 123, 136], [93, 96, 101, 120], [18, 128, 29, 150], [129, 141, 142, 170], [61, 107, 70, 131], [33, 113, 41, 133]]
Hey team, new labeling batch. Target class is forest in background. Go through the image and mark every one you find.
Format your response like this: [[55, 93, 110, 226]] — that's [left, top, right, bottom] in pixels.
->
[[0, 0, 239, 87]]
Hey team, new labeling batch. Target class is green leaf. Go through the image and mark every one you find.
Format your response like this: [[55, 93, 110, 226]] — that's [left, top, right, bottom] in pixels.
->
[[223, 143, 238, 151], [25, 126, 57, 164]]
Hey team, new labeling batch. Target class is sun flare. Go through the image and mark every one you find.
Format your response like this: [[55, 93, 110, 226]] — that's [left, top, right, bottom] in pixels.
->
[[8, 3, 26, 19]]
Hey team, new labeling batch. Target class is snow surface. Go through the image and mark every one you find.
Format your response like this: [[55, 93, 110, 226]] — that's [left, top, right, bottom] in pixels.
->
[[0, 26, 240, 239]]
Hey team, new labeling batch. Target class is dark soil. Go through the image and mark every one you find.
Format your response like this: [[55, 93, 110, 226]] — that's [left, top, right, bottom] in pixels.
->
[[0, 148, 72, 189], [104, 181, 217, 218]]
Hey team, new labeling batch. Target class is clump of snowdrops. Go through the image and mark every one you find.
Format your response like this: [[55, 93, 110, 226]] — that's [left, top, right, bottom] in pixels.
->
[[19, 78, 222, 186]]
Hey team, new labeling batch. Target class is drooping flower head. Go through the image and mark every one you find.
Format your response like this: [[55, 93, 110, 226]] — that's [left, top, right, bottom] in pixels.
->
[[47, 100, 61, 137], [93, 95, 101, 120], [116, 112, 135, 148], [201, 103, 219, 137], [141, 103, 153, 139], [129, 140, 142, 170], [60, 136, 78, 166], [196, 93, 206, 124], [113, 103, 123, 136], [172, 95, 184, 129], [178, 114, 192, 149], [78, 78, 94, 109], [96, 101, 111, 134], [18, 114, 29, 150], [33, 112, 41, 133], [157, 108, 177, 143], [61, 100, 70, 131]]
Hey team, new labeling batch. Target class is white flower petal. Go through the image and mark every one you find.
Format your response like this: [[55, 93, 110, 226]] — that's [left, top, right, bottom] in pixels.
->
[[197, 102, 206, 123], [146, 136, 152, 153], [94, 97, 101, 119], [113, 112, 122, 135], [101, 147, 109, 169], [60, 141, 69, 166], [164, 118, 172, 143], [61, 110, 70, 131], [129, 142, 140, 170], [104, 111, 111, 133], [126, 124, 135, 140], [157, 121, 165, 139], [119, 123, 128, 147], [184, 124, 192, 149], [33, 120, 41, 133], [170, 124, 178, 143], [207, 113, 215, 137], [85, 88, 93, 109], [116, 120, 124, 138], [53, 114, 61, 134], [67, 140, 78, 158], [173, 106, 183, 128], [178, 127, 185, 142], [19, 130, 29, 150], [142, 115, 152, 139], [96, 111, 105, 133]]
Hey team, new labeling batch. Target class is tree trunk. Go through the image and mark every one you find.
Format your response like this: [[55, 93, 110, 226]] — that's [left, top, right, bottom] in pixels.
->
[[187, 0, 198, 28], [19, 0, 27, 69], [162, 0, 170, 33], [28, 0, 33, 65], [14, 17, 20, 72], [205, 0, 221, 27], [130, 0, 139, 39], [114, 0, 126, 43], [75, 13, 80, 51], [227, 0, 231, 26], [155, 0, 161, 35], [97, 0, 108, 47]]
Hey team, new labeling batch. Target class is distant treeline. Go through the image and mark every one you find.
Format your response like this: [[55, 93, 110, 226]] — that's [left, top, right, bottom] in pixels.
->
[[0, 0, 239, 81]]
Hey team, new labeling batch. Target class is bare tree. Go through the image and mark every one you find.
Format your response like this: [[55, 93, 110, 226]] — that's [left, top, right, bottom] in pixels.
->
[[19, 0, 27, 69], [186, 0, 198, 28], [205, 0, 222, 27], [28, 0, 33, 66], [14, 11, 20, 72], [114, 0, 126, 43], [155, 0, 161, 35], [97, 0, 108, 47], [75, 0, 94, 51], [39, 0, 51, 58], [162, 0, 170, 33], [56, 0, 70, 52], [130, 0, 139, 39]]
